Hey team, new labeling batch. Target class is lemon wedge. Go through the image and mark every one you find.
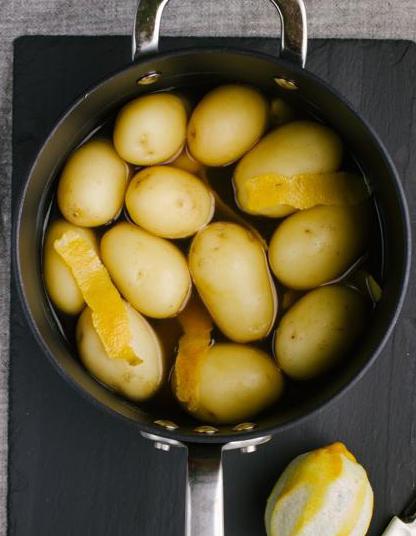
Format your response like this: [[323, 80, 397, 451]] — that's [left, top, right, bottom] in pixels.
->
[[54, 231, 140, 365], [244, 172, 369, 213], [265, 443, 374, 536]]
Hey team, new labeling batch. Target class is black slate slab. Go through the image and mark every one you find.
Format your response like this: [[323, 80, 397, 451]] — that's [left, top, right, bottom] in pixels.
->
[[9, 36, 416, 536]]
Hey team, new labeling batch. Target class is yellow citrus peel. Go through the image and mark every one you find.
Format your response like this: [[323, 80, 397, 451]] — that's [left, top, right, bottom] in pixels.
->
[[244, 172, 369, 212], [274, 443, 358, 535], [174, 295, 213, 412], [54, 231, 140, 365]]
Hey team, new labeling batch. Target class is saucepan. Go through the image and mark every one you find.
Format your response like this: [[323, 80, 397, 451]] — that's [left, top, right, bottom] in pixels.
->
[[14, 0, 411, 534]]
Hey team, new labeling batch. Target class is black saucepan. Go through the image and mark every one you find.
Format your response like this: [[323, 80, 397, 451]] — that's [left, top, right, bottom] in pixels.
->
[[14, 1, 411, 534]]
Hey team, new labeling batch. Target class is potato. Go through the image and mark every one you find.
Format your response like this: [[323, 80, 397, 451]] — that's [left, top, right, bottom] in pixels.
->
[[113, 93, 187, 165], [101, 222, 191, 318], [268, 205, 368, 289], [125, 166, 214, 239], [274, 285, 367, 380], [171, 148, 204, 176], [233, 120, 343, 217], [189, 222, 277, 342], [187, 84, 268, 166], [43, 219, 97, 315], [57, 139, 129, 227], [77, 305, 164, 402], [270, 97, 296, 127], [174, 343, 284, 424]]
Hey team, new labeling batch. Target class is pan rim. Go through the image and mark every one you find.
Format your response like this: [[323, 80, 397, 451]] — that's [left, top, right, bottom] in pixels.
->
[[13, 45, 412, 444]]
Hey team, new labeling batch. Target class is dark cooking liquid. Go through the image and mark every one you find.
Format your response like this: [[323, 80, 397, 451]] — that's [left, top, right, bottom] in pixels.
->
[[42, 88, 385, 418]]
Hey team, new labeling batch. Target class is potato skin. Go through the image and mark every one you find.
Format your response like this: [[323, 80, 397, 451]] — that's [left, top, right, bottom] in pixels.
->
[[76, 305, 164, 401], [274, 285, 367, 380], [268, 205, 367, 290], [171, 148, 204, 176], [125, 166, 214, 239], [187, 84, 268, 166], [178, 343, 284, 424], [113, 93, 187, 166], [57, 139, 129, 227], [43, 219, 97, 315], [189, 222, 277, 342], [233, 121, 343, 217], [101, 222, 191, 319]]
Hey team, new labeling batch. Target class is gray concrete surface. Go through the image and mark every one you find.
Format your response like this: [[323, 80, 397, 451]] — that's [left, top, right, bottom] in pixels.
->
[[1, 1, 415, 533]]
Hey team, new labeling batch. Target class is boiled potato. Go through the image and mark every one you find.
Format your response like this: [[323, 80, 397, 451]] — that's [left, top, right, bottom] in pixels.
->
[[268, 205, 367, 289], [125, 166, 214, 239], [265, 443, 374, 536], [57, 139, 129, 227], [189, 222, 277, 342], [77, 305, 164, 401], [43, 219, 97, 315], [274, 285, 367, 380], [113, 93, 187, 165], [270, 97, 296, 127], [233, 120, 343, 217], [171, 148, 204, 176], [187, 84, 268, 166], [101, 222, 191, 318], [174, 343, 284, 424]]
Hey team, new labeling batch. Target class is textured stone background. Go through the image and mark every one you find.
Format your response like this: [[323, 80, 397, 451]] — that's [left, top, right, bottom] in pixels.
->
[[1, 1, 415, 533]]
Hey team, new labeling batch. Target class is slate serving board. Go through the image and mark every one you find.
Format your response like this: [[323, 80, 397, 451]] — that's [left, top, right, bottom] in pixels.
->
[[9, 36, 416, 536]]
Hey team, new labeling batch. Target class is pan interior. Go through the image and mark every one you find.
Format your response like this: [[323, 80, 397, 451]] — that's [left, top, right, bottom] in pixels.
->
[[16, 48, 410, 442]]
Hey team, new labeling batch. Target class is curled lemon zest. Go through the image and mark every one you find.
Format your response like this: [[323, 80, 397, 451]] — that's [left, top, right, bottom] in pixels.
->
[[54, 231, 140, 365], [174, 295, 213, 412], [244, 172, 369, 212]]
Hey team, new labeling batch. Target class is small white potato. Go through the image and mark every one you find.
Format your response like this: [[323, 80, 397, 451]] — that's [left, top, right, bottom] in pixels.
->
[[77, 305, 164, 401], [189, 222, 277, 342], [187, 84, 268, 166], [268, 205, 367, 290], [43, 219, 97, 315], [113, 92, 187, 165], [175, 343, 284, 424], [125, 166, 214, 239], [270, 97, 296, 127], [274, 285, 367, 380], [101, 222, 191, 318], [234, 120, 343, 217], [171, 148, 204, 176], [57, 139, 130, 227]]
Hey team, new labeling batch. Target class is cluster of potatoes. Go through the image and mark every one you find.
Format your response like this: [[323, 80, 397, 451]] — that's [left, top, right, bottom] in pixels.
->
[[44, 84, 371, 425]]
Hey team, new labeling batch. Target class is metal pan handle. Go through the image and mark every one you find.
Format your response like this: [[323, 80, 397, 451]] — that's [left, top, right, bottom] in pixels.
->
[[142, 433, 271, 536], [132, 0, 308, 67]]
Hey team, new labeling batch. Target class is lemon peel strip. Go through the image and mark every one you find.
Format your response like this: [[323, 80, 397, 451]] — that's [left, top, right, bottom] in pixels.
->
[[54, 231, 140, 365], [174, 295, 213, 412], [244, 172, 369, 212]]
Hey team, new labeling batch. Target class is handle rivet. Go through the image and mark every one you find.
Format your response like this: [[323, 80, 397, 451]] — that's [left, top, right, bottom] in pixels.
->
[[274, 77, 298, 91], [154, 419, 179, 431], [154, 441, 171, 452], [241, 445, 257, 454], [137, 71, 161, 86], [233, 422, 257, 432], [194, 425, 219, 435]]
